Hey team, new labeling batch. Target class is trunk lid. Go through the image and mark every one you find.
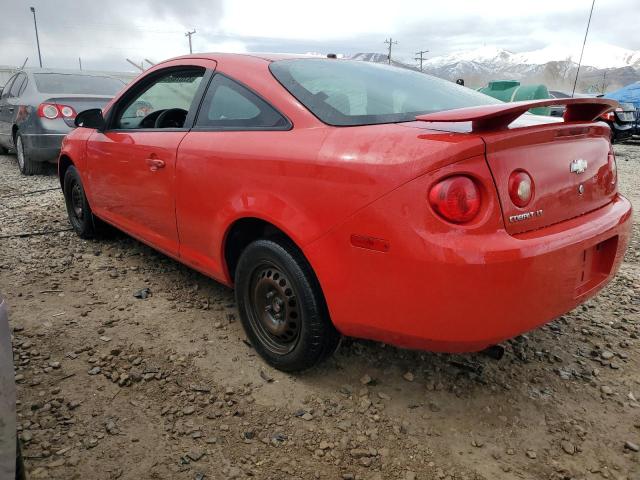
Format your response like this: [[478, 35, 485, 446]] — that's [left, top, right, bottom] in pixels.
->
[[414, 98, 618, 235], [481, 123, 616, 234], [44, 95, 113, 127]]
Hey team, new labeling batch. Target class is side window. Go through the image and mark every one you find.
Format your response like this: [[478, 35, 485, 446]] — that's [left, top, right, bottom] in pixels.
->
[[115, 68, 204, 129], [10, 74, 26, 98], [195, 74, 289, 130]]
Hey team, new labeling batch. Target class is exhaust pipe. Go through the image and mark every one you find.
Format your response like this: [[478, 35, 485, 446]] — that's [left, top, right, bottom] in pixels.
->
[[481, 345, 505, 360]]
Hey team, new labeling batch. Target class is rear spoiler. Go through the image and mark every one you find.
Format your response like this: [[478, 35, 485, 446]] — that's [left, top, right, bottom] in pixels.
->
[[415, 98, 618, 132]]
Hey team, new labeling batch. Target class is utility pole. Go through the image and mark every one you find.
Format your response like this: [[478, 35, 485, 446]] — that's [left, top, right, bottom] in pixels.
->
[[384, 38, 397, 65], [572, 0, 596, 97], [185, 29, 196, 54], [29, 7, 42, 68], [414, 49, 429, 71], [78, 57, 82, 71]]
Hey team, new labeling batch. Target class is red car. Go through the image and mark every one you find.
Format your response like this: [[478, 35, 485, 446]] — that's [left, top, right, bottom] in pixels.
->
[[59, 54, 632, 371]]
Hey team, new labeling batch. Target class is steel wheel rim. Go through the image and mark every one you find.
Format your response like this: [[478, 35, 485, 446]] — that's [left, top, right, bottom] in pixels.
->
[[70, 183, 84, 220], [247, 262, 301, 355], [16, 137, 24, 170]]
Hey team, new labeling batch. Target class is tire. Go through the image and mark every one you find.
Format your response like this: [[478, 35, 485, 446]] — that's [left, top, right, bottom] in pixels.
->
[[15, 437, 25, 480], [63, 165, 99, 239], [16, 132, 45, 175], [235, 238, 340, 372]]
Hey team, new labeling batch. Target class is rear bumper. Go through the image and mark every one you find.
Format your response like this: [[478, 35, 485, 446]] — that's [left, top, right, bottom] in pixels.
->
[[306, 194, 632, 352], [21, 133, 65, 163]]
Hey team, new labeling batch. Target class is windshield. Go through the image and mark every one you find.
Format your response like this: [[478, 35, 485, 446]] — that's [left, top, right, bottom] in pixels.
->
[[269, 59, 499, 126], [33, 73, 124, 95]]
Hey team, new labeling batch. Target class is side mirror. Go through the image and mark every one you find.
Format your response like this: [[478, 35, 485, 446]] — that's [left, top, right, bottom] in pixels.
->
[[74, 108, 105, 130]]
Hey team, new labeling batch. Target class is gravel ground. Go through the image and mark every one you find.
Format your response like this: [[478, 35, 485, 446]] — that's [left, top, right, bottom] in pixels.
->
[[1, 142, 639, 480]]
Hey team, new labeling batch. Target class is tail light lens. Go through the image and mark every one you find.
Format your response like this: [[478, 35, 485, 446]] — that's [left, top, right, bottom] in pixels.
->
[[37, 103, 77, 120], [428, 175, 481, 223], [508, 170, 534, 207]]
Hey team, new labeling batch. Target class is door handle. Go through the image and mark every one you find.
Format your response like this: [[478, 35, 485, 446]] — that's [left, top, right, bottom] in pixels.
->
[[8, 107, 14, 112], [146, 157, 165, 172]]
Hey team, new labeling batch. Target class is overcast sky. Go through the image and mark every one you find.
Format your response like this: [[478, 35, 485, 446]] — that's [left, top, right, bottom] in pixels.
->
[[1, 0, 638, 71]]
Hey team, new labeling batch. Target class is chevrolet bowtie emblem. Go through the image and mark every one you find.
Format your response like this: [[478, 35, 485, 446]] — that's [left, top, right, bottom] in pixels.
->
[[570, 159, 588, 174]]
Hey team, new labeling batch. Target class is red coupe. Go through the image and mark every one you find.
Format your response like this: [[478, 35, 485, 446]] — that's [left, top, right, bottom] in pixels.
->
[[59, 54, 632, 371]]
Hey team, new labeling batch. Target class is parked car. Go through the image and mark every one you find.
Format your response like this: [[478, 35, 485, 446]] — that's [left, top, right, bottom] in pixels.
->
[[549, 91, 635, 141], [59, 54, 632, 372], [600, 102, 637, 142], [0, 68, 126, 174], [0, 298, 25, 480], [548, 91, 597, 117]]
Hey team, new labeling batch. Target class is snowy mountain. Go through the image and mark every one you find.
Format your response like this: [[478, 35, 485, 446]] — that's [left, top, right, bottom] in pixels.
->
[[349, 43, 640, 93]]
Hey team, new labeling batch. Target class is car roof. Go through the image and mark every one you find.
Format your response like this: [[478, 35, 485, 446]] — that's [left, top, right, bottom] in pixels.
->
[[158, 52, 326, 66]]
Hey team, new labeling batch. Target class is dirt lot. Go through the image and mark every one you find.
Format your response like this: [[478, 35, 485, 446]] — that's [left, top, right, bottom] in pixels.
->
[[1, 143, 639, 480]]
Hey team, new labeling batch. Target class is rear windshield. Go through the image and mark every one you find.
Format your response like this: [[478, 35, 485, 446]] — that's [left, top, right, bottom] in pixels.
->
[[269, 59, 499, 126], [33, 73, 124, 95]]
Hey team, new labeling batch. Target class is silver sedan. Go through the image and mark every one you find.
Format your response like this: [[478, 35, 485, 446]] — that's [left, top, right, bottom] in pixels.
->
[[0, 69, 126, 175]]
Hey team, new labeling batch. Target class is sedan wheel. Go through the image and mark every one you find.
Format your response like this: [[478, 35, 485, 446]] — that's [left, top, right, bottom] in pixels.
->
[[15, 133, 44, 175], [235, 238, 340, 372], [15, 135, 25, 171]]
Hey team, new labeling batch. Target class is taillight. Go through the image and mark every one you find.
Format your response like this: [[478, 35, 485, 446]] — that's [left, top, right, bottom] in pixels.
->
[[37, 103, 76, 119], [508, 170, 534, 207], [428, 175, 481, 223]]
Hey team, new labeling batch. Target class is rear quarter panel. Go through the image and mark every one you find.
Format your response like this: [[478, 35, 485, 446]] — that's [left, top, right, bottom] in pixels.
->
[[175, 124, 485, 282]]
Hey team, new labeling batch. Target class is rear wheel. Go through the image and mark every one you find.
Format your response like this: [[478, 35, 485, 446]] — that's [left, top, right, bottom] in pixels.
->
[[63, 165, 100, 238], [235, 239, 340, 372], [16, 132, 45, 175]]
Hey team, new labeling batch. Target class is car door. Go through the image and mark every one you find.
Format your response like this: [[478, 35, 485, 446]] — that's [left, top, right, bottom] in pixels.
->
[[85, 65, 210, 257], [175, 73, 293, 278], [0, 74, 18, 148]]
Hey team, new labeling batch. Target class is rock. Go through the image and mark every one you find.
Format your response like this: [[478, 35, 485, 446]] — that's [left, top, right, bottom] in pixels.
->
[[624, 441, 639, 452], [601, 351, 614, 360], [186, 451, 204, 461], [133, 288, 151, 299], [526, 450, 537, 459], [88, 367, 101, 376], [105, 420, 118, 435], [405, 472, 417, 480], [183, 406, 196, 415], [301, 413, 314, 421], [561, 440, 575, 455], [403, 371, 415, 382], [360, 374, 373, 385], [472, 439, 484, 448], [48, 361, 61, 369], [601, 385, 614, 395]]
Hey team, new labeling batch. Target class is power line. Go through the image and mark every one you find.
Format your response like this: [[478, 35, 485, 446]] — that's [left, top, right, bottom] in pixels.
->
[[414, 49, 429, 71], [572, 0, 596, 97], [384, 38, 398, 65], [185, 29, 196, 54]]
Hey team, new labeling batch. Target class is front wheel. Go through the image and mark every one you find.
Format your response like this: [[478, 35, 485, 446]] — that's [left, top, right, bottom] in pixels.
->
[[235, 239, 340, 372]]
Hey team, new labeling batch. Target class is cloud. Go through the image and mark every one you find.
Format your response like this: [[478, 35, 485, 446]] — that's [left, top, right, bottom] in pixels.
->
[[0, 0, 638, 71]]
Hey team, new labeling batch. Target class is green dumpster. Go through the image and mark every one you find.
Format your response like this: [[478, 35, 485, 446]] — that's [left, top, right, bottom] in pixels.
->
[[478, 80, 551, 116]]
